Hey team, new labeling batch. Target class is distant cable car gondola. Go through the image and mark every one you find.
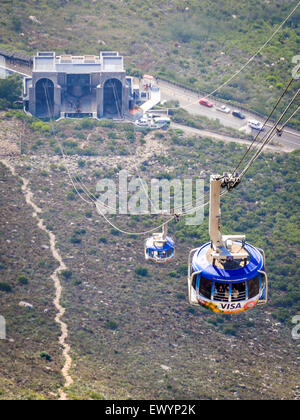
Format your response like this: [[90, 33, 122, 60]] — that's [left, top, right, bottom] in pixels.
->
[[145, 223, 175, 263], [188, 174, 268, 314]]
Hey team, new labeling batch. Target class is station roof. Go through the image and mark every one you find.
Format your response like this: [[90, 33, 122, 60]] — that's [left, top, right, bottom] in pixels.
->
[[0, 48, 33, 62]]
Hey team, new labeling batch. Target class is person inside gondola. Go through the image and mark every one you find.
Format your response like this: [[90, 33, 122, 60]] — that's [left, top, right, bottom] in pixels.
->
[[225, 285, 229, 301], [232, 287, 239, 300], [214, 283, 224, 301]]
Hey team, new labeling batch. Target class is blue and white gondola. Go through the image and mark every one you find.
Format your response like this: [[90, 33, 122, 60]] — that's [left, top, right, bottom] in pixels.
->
[[187, 174, 268, 313], [145, 224, 175, 263], [188, 241, 267, 313]]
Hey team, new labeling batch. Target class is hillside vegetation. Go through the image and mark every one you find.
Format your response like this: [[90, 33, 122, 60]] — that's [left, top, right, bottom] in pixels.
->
[[0, 74, 22, 110], [0, 155, 63, 399], [0, 0, 299, 124]]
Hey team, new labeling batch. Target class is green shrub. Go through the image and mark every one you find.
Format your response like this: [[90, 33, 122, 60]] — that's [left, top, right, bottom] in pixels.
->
[[223, 326, 237, 336], [177, 264, 188, 275], [105, 320, 118, 330], [77, 148, 97, 156], [89, 392, 105, 400], [0, 74, 22, 110], [110, 228, 120, 236], [67, 191, 76, 201], [187, 307, 196, 314], [168, 271, 178, 278], [70, 235, 82, 244], [61, 270, 73, 280], [78, 118, 97, 130], [30, 121, 51, 133], [134, 267, 149, 277], [0, 282, 12, 292], [63, 139, 78, 148], [40, 352, 51, 362], [73, 228, 86, 235], [17, 275, 29, 285], [88, 249, 97, 255], [69, 228, 85, 245], [11, 15, 22, 32]]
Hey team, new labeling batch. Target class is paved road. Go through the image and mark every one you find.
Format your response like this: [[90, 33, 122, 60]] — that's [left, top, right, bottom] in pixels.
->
[[2, 62, 299, 151], [171, 122, 289, 153], [158, 79, 300, 151]]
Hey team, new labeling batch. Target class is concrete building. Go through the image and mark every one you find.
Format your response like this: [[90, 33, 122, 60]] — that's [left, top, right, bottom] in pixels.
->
[[23, 51, 136, 119]]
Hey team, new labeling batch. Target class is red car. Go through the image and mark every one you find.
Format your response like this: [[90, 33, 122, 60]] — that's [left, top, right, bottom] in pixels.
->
[[199, 98, 213, 108]]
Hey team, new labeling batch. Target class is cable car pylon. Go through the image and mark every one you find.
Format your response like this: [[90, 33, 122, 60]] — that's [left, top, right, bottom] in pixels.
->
[[188, 173, 268, 314]]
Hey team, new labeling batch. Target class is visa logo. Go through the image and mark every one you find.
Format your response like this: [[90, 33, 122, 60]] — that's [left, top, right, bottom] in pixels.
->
[[220, 303, 242, 310]]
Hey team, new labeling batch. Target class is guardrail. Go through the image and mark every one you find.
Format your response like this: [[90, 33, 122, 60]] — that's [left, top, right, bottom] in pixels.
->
[[156, 76, 267, 117]]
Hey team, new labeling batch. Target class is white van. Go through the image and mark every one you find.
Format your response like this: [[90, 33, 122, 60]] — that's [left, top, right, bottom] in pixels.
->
[[151, 117, 171, 129], [248, 119, 264, 131]]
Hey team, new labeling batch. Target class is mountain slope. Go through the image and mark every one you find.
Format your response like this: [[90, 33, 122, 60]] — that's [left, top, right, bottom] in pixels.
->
[[0, 112, 299, 399]]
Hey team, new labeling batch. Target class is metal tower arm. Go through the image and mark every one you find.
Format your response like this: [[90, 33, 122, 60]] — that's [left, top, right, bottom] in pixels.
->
[[209, 176, 225, 250], [209, 174, 247, 260]]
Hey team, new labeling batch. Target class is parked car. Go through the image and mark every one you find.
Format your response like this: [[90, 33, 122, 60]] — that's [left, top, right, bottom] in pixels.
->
[[248, 119, 265, 131], [199, 98, 213, 108], [232, 110, 246, 119], [216, 104, 230, 113], [150, 117, 171, 130]]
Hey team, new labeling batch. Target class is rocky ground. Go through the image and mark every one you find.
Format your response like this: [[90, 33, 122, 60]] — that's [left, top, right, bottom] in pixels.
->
[[0, 113, 299, 400]]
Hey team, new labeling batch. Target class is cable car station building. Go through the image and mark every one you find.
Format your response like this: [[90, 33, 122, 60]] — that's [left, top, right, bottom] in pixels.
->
[[24, 51, 135, 120]]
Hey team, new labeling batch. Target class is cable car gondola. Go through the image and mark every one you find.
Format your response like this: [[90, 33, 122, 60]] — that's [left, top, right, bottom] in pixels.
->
[[188, 174, 268, 314], [145, 223, 175, 263]]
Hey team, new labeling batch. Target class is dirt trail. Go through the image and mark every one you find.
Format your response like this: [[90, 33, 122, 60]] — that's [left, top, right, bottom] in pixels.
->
[[1, 159, 73, 400]]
